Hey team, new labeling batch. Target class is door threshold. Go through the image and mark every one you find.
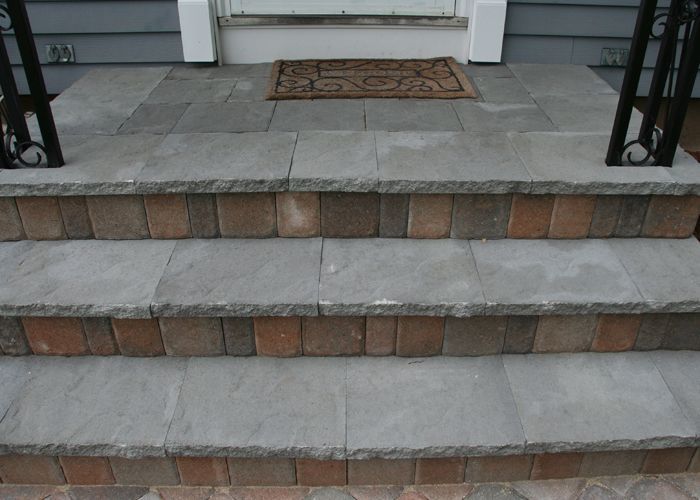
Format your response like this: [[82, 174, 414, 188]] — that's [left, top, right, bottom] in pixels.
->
[[218, 15, 468, 28]]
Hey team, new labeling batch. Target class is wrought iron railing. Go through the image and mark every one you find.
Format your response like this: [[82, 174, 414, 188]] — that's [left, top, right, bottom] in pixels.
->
[[0, 0, 62, 168], [607, 0, 699, 166]]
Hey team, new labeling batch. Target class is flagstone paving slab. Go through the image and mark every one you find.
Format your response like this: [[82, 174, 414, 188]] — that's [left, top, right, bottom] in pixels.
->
[[346, 356, 525, 458], [472, 76, 534, 104], [152, 238, 322, 317], [534, 94, 644, 133], [651, 351, 700, 429], [171, 102, 276, 133], [470, 239, 643, 315], [166, 357, 346, 458], [117, 103, 189, 135], [269, 100, 365, 131], [376, 132, 531, 193], [607, 238, 700, 312], [365, 100, 463, 131], [145, 79, 236, 104], [503, 352, 698, 453], [319, 238, 484, 316], [453, 102, 555, 132], [136, 132, 296, 193], [0, 357, 30, 421], [0, 240, 175, 318], [508, 64, 617, 97], [290, 132, 379, 191], [0, 356, 187, 457]]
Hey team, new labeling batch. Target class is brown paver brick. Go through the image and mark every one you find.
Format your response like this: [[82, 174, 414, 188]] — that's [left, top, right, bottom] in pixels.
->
[[365, 316, 397, 356], [321, 193, 380, 237], [144, 194, 192, 239], [451, 194, 511, 239], [0, 197, 26, 240], [295, 459, 347, 486], [254, 316, 302, 357], [302, 316, 364, 355], [588, 195, 624, 238], [222, 317, 256, 355], [59, 196, 95, 239], [530, 453, 583, 480], [110, 457, 180, 486], [82, 317, 119, 355], [578, 451, 646, 477], [615, 196, 649, 237], [227, 458, 296, 486], [415, 458, 466, 484], [396, 316, 444, 357], [507, 194, 554, 238], [689, 449, 700, 472], [217, 193, 277, 238], [0, 455, 65, 484], [641, 448, 696, 474], [503, 316, 538, 354], [464, 455, 533, 482], [379, 194, 409, 238], [548, 195, 596, 239], [276, 192, 320, 237], [176, 457, 230, 486], [533, 315, 596, 353], [159, 317, 225, 356], [86, 195, 150, 239], [662, 313, 700, 350], [635, 314, 670, 351], [187, 194, 220, 238], [0, 316, 31, 355], [348, 459, 415, 485], [442, 316, 507, 356], [641, 195, 700, 238], [16, 196, 67, 240], [22, 317, 89, 355], [59, 456, 115, 485], [592, 314, 641, 352], [111, 318, 165, 356], [407, 194, 453, 239]]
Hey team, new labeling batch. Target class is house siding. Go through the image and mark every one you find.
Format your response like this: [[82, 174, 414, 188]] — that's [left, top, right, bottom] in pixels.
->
[[502, 0, 700, 96]]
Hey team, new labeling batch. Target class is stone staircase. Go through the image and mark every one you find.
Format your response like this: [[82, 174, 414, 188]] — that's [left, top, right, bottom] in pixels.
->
[[0, 63, 698, 489]]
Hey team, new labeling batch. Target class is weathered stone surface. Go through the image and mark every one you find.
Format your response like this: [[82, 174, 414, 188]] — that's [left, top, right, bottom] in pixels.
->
[[651, 351, 700, 430], [137, 132, 295, 193], [366, 99, 462, 131], [535, 94, 643, 132], [0, 357, 30, 420], [44, 67, 171, 135], [472, 76, 532, 103], [0, 240, 175, 318], [509, 133, 678, 195], [407, 194, 453, 238], [377, 132, 531, 193], [470, 239, 642, 315], [145, 78, 235, 104], [87, 195, 150, 239], [442, 316, 507, 356], [222, 318, 256, 356], [504, 352, 697, 453], [608, 238, 700, 312], [319, 239, 484, 316], [320, 193, 380, 237], [0, 316, 31, 355], [379, 194, 409, 238], [532, 315, 596, 353], [0, 135, 164, 196], [166, 357, 345, 458], [227, 77, 269, 101], [453, 102, 555, 132], [58, 196, 94, 239], [118, 103, 188, 135], [615, 196, 649, 237], [276, 192, 320, 237], [153, 239, 321, 316], [503, 316, 538, 354], [290, 132, 378, 191], [0, 198, 25, 240], [187, 194, 220, 238], [462, 63, 513, 78], [0, 356, 187, 457], [451, 194, 511, 239], [635, 314, 669, 351], [270, 100, 365, 131], [588, 195, 624, 238], [508, 64, 616, 97], [15, 196, 67, 240], [172, 102, 275, 133], [347, 356, 525, 458]]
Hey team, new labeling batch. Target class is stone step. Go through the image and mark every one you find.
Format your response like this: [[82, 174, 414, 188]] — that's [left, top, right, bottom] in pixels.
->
[[0, 237, 698, 357], [0, 352, 698, 486]]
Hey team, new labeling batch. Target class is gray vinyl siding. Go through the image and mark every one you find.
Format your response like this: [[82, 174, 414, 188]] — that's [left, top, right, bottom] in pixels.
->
[[3, 0, 184, 94], [502, 0, 700, 96]]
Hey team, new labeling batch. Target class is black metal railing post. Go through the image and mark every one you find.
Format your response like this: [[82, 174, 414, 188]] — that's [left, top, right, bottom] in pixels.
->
[[606, 0, 699, 167], [0, 0, 63, 168]]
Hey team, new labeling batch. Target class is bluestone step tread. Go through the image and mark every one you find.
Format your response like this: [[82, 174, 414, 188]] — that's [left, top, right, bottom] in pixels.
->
[[0, 352, 697, 458], [0, 237, 699, 318]]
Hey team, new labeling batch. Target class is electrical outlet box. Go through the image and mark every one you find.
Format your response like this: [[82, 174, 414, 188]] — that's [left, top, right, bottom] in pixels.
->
[[601, 48, 629, 67], [45, 44, 75, 64]]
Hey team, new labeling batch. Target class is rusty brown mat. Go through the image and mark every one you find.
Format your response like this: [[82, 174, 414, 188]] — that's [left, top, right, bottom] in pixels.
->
[[267, 57, 477, 99]]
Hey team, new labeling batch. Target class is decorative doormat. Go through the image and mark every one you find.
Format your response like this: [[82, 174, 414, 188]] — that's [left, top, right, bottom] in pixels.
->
[[267, 57, 477, 99]]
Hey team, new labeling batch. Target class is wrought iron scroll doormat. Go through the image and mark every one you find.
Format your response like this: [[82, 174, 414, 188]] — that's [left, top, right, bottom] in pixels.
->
[[0, 0, 62, 168], [607, 0, 699, 167]]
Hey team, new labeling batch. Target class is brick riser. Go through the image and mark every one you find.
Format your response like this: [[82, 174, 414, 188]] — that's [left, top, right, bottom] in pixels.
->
[[0, 450, 698, 487], [1, 193, 699, 241], [2, 314, 698, 357]]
